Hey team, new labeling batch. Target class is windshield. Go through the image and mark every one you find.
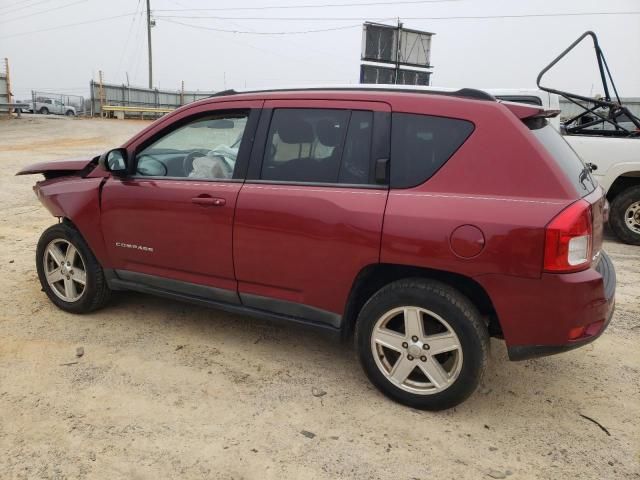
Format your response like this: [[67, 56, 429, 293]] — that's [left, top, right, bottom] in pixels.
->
[[531, 122, 596, 196]]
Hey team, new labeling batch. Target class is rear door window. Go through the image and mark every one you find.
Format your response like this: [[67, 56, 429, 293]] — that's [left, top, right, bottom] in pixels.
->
[[261, 108, 374, 185], [340, 110, 374, 184], [391, 113, 474, 188]]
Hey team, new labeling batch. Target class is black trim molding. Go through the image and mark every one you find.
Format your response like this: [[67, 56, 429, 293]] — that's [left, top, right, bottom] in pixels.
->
[[114, 270, 241, 305], [106, 270, 342, 332], [240, 292, 342, 328]]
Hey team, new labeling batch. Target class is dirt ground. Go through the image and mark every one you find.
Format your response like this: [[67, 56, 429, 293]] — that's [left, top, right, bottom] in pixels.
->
[[0, 116, 638, 480]]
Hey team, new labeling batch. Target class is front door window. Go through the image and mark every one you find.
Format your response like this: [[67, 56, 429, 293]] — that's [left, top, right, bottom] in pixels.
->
[[135, 112, 249, 180]]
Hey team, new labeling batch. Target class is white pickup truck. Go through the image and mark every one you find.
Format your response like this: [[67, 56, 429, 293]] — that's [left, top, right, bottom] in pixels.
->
[[489, 89, 640, 245], [26, 98, 76, 116]]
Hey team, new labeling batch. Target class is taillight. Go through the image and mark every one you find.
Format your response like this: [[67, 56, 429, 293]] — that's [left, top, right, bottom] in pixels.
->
[[543, 200, 593, 273]]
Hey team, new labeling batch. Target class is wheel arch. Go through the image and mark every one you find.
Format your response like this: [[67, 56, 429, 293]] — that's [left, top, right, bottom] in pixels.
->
[[606, 172, 640, 201], [35, 177, 110, 267], [342, 263, 501, 340]]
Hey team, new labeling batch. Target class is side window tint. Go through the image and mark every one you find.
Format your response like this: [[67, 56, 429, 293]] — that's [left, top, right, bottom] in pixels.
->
[[339, 111, 373, 184], [136, 111, 249, 180], [261, 109, 350, 183], [391, 113, 474, 188]]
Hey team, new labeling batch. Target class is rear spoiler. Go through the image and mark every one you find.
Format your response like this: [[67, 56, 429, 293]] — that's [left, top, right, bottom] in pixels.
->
[[499, 100, 560, 120]]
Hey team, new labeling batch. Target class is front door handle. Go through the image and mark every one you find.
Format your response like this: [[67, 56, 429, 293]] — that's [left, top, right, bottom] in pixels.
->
[[191, 196, 226, 207]]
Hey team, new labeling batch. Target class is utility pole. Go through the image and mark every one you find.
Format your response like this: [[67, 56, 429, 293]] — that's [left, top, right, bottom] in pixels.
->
[[4, 58, 12, 118], [98, 70, 105, 118], [146, 0, 153, 89], [395, 17, 403, 85]]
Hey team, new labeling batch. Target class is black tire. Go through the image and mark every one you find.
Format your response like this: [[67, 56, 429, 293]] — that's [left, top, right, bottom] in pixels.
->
[[65, 110, 75, 116], [355, 278, 489, 410], [36, 223, 111, 313], [609, 185, 640, 245], [39, 107, 49, 115]]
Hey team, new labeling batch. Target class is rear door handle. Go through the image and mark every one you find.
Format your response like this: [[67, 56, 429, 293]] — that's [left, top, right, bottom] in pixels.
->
[[191, 196, 226, 207]]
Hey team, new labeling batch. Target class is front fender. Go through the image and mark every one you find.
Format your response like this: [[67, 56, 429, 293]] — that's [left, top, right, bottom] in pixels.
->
[[35, 177, 110, 267]]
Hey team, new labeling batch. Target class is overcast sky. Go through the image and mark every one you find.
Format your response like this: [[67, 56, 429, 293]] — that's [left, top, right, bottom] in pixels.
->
[[1, 0, 639, 100]]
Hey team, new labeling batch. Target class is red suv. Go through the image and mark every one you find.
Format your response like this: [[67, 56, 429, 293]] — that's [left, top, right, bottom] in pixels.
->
[[19, 87, 616, 410]]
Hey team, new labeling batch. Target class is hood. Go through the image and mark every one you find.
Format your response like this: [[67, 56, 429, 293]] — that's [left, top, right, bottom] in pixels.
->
[[16, 157, 96, 176]]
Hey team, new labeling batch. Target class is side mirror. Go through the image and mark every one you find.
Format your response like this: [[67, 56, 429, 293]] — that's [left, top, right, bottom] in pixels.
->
[[99, 148, 128, 176]]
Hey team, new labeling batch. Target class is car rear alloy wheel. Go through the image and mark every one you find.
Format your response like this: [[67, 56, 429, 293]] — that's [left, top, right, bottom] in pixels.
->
[[356, 279, 489, 410], [371, 306, 463, 395], [43, 239, 87, 302]]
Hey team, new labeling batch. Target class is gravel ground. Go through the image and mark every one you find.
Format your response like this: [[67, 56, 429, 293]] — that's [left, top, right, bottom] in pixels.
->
[[0, 116, 638, 480]]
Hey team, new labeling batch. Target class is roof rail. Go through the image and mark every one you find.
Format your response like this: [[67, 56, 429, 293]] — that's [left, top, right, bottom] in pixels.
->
[[209, 89, 238, 97], [207, 85, 495, 102]]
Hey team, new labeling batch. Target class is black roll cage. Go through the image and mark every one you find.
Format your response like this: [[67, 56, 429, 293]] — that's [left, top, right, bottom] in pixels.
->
[[537, 31, 640, 137]]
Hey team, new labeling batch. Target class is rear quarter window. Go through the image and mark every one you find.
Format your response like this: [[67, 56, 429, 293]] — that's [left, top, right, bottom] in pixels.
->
[[391, 113, 474, 188], [530, 123, 596, 195]]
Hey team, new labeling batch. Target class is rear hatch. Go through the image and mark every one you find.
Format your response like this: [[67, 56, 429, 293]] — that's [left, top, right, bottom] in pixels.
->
[[501, 101, 605, 265], [527, 118, 604, 259]]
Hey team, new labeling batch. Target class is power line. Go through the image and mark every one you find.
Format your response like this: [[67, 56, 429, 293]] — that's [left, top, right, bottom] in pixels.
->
[[155, 11, 640, 22], [0, 0, 57, 15], [152, 0, 462, 12], [0, 0, 35, 9], [0, 12, 137, 39], [0, 0, 40, 11], [0, 0, 87, 24], [164, 16, 365, 78], [157, 11, 640, 36], [129, 8, 147, 85], [162, 18, 364, 35], [116, 0, 143, 81]]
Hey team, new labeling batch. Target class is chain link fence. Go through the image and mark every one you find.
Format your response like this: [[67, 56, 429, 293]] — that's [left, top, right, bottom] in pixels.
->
[[29, 91, 86, 116]]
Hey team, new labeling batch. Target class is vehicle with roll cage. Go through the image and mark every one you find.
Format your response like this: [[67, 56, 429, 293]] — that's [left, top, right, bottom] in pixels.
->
[[495, 31, 640, 245], [18, 85, 615, 410]]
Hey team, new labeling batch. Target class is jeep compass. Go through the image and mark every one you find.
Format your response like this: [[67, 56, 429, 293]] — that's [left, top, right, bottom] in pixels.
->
[[18, 86, 616, 410]]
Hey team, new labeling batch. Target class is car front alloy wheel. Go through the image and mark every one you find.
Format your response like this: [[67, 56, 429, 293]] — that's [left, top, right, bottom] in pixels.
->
[[43, 238, 87, 302], [36, 223, 111, 313]]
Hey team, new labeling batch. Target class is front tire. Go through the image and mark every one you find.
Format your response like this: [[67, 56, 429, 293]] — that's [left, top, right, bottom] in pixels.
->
[[36, 223, 111, 313], [65, 110, 75, 116], [356, 279, 489, 410], [609, 185, 640, 245]]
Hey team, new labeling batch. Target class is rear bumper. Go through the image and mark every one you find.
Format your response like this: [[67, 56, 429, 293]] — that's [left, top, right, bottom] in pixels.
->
[[507, 297, 615, 360], [478, 251, 616, 361]]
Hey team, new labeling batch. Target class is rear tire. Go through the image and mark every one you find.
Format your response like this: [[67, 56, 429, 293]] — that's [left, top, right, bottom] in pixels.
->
[[356, 278, 489, 410], [36, 223, 111, 313], [39, 107, 49, 115], [609, 185, 640, 245]]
